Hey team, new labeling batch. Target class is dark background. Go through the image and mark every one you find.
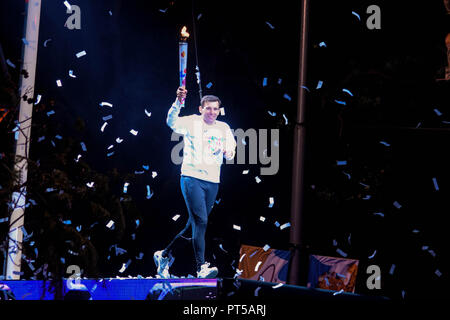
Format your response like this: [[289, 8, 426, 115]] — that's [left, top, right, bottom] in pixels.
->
[[1, 0, 449, 299]]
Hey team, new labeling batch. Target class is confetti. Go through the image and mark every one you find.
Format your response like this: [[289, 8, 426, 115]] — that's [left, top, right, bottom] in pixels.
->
[[351, 11, 361, 21], [22, 38, 29, 45], [334, 100, 346, 105], [106, 220, 115, 229], [219, 244, 228, 253], [368, 250, 377, 259], [412, 229, 420, 233], [56, 80, 62, 87], [336, 160, 347, 166], [64, 1, 71, 11], [197, 13, 202, 20], [254, 261, 262, 272], [152, 171, 158, 178], [116, 137, 123, 143], [255, 176, 261, 183], [102, 115, 113, 121], [99, 102, 113, 108], [393, 201, 402, 209], [68, 70, 76, 78], [435, 269, 442, 277], [283, 94, 291, 101], [136, 252, 144, 260], [86, 182, 94, 188], [343, 172, 351, 179], [333, 289, 344, 296], [282, 114, 288, 125], [233, 225, 241, 231], [336, 248, 347, 257], [389, 264, 396, 275], [319, 41, 326, 47], [239, 254, 246, 263], [433, 108, 442, 116], [100, 122, 108, 132], [62, 220, 71, 225], [172, 214, 181, 221], [278, 78, 282, 85], [259, 216, 266, 222], [272, 283, 284, 289], [265, 21, 275, 29], [373, 212, 384, 217], [363, 195, 371, 200], [254, 287, 261, 296], [379, 141, 390, 147], [267, 111, 276, 117], [146, 185, 153, 199], [107, 145, 114, 150], [145, 109, 152, 117], [123, 182, 130, 193], [80, 142, 87, 151], [432, 177, 439, 191], [263, 244, 270, 251], [220, 107, 225, 116], [316, 80, 323, 89], [206, 82, 213, 89], [268, 197, 274, 208], [76, 50, 87, 58], [242, 170, 249, 174], [130, 129, 138, 136], [35, 94, 42, 104], [274, 221, 280, 227], [6, 59, 16, 68], [46, 110, 55, 117], [301, 85, 310, 92], [280, 222, 291, 230], [142, 165, 149, 170], [0, 217, 9, 223], [43, 39, 52, 47], [107, 152, 114, 157], [55, 135, 62, 140], [159, 8, 168, 13], [263, 78, 268, 87]]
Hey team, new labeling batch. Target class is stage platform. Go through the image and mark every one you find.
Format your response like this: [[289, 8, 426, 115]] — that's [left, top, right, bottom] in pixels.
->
[[1, 278, 389, 301]]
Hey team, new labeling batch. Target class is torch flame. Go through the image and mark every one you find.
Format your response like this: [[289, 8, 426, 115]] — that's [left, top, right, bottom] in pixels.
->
[[181, 26, 190, 38]]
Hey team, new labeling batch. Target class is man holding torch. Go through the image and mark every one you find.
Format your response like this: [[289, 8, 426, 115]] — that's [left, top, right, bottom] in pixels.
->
[[153, 28, 236, 279]]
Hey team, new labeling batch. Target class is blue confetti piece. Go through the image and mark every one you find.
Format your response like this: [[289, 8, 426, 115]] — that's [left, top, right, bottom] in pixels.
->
[[342, 171, 351, 179], [336, 248, 347, 257], [319, 41, 326, 47], [76, 226, 82, 232], [267, 111, 276, 117], [393, 201, 402, 209], [316, 80, 323, 89], [432, 177, 439, 191], [262, 78, 267, 87], [283, 94, 291, 101], [142, 165, 149, 170], [334, 100, 346, 105], [62, 220, 71, 225], [301, 85, 310, 92], [278, 78, 282, 85], [373, 212, 384, 217], [80, 142, 87, 152], [434, 108, 442, 116], [22, 38, 29, 45], [46, 188, 55, 192], [51, 140, 56, 147], [265, 21, 275, 29], [206, 82, 213, 88], [106, 152, 114, 157], [146, 185, 153, 199], [15, 132, 19, 140], [55, 135, 62, 140], [46, 110, 55, 116], [342, 88, 353, 96], [102, 115, 113, 121], [351, 11, 361, 21], [336, 160, 347, 166], [379, 141, 390, 147]]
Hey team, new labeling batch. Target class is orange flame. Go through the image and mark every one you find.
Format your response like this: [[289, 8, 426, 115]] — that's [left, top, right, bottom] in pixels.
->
[[181, 26, 190, 38]]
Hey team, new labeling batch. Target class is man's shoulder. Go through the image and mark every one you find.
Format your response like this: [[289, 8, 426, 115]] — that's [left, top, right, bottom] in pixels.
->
[[215, 119, 231, 129]]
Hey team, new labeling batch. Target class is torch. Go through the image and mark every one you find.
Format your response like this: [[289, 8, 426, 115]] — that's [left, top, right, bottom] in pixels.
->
[[179, 26, 189, 105]]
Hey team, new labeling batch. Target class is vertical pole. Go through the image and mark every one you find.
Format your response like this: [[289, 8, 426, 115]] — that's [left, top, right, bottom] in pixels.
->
[[288, 0, 309, 286], [6, 0, 42, 280]]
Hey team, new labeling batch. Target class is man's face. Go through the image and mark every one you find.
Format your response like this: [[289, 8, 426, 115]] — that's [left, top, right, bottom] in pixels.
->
[[199, 101, 220, 124]]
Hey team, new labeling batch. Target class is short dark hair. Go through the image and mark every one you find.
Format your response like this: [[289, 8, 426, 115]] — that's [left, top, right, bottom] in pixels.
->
[[200, 95, 221, 107]]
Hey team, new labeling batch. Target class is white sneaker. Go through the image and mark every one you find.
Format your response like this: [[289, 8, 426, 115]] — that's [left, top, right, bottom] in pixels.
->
[[197, 262, 218, 279], [153, 250, 173, 279]]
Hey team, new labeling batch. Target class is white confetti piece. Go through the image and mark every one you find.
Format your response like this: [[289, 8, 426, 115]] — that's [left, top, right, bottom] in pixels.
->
[[220, 107, 225, 116], [259, 216, 266, 222], [100, 122, 108, 132], [76, 50, 87, 58], [255, 176, 261, 183], [35, 94, 42, 104], [263, 244, 270, 251], [233, 224, 241, 231], [116, 137, 123, 143], [239, 254, 246, 263], [159, 8, 168, 13], [86, 182, 94, 188], [145, 109, 152, 117], [152, 171, 158, 178], [123, 182, 130, 193], [107, 145, 114, 150], [342, 88, 353, 96], [301, 85, 310, 92], [130, 129, 138, 136], [333, 289, 344, 296], [412, 229, 420, 233], [319, 41, 326, 47], [242, 170, 249, 174], [268, 197, 274, 208], [282, 114, 288, 125], [68, 70, 76, 78], [280, 222, 291, 230], [99, 102, 113, 108], [197, 13, 202, 20], [106, 220, 115, 229], [63, 1, 71, 11], [56, 80, 62, 87], [272, 283, 284, 289], [172, 214, 180, 221], [75, 154, 82, 162], [254, 261, 262, 272]]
